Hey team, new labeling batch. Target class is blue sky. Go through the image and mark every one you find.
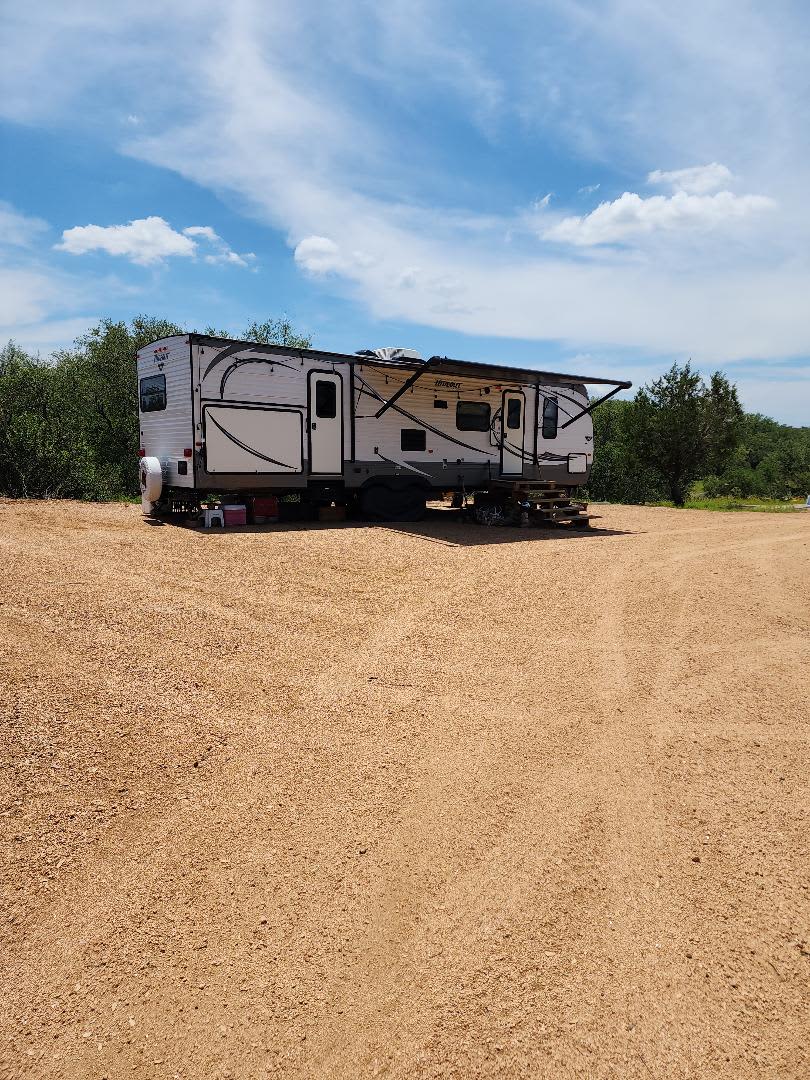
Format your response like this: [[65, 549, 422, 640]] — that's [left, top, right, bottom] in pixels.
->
[[1, 1, 808, 424]]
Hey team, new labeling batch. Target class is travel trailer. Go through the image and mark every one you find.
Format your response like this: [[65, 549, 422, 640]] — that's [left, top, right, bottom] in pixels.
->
[[137, 334, 631, 521]]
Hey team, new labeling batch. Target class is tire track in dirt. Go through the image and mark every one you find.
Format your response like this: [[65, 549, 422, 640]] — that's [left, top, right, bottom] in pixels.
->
[[585, 516, 810, 1075], [1, 522, 481, 1077], [1, 502, 808, 1079]]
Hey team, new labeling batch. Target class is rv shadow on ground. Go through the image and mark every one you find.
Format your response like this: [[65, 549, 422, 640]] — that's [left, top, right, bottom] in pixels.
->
[[185, 507, 631, 547], [369, 509, 631, 547]]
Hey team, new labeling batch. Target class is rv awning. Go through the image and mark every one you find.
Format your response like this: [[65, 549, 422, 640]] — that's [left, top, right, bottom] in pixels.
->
[[366, 354, 632, 420]]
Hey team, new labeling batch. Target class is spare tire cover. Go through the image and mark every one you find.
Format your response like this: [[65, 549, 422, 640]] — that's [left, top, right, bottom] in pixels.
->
[[139, 456, 163, 510]]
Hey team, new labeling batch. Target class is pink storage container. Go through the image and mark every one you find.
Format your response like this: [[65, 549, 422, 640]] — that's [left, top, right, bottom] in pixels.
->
[[222, 503, 247, 526]]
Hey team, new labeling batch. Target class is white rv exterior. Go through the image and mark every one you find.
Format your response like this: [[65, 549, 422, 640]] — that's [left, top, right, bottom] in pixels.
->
[[136, 334, 630, 518]]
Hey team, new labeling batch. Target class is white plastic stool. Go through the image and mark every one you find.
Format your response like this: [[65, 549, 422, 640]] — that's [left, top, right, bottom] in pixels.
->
[[203, 507, 225, 528]]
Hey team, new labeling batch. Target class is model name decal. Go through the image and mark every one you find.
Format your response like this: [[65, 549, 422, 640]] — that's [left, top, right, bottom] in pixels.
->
[[434, 378, 462, 390]]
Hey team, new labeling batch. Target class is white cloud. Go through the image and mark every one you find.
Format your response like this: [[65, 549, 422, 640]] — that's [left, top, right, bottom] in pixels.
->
[[0, 202, 49, 247], [578, 184, 600, 196], [544, 189, 775, 246], [0, 316, 102, 357], [56, 216, 196, 265], [0, 256, 115, 354], [395, 266, 422, 290], [0, 266, 62, 327], [183, 225, 255, 267], [648, 162, 734, 195], [55, 216, 254, 267], [2, 1, 810, 420], [294, 236, 344, 274], [182, 225, 218, 241], [96, 2, 803, 364], [294, 236, 373, 275]]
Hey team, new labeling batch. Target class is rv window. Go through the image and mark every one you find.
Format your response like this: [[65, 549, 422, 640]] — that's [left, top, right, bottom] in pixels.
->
[[542, 397, 558, 439], [315, 379, 337, 418], [506, 397, 522, 429], [139, 374, 166, 413], [433, 399, 448, 409], [456, 400, 491, 431], [401, 428, 426, 451]]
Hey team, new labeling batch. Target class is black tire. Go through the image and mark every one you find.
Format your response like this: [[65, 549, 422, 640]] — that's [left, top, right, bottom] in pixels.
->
[[360, 483, 427, 522]]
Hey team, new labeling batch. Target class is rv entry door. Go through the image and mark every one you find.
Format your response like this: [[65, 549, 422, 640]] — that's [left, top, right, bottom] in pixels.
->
[[500, 390, 525, 476], [308, 371, 343, 474]]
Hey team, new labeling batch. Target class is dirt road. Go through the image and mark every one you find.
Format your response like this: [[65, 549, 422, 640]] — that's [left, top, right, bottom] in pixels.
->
[[1, 500, 808, 1079]]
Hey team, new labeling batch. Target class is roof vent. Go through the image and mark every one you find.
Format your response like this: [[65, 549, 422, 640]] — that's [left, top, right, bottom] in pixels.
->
[[355, 347, 423, 363]]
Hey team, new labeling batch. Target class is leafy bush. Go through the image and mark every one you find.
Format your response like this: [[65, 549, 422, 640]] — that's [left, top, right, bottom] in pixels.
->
[[586, 363, 808, 506]]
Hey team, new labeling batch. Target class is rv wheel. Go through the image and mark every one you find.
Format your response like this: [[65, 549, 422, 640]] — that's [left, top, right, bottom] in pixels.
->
[[360, 483, 426, 522]]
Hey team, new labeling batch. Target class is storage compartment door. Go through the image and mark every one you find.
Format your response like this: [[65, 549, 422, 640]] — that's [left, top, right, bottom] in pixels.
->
[[204, 405, 302, 474], [568, 452, 588, 474], [500, 390, 525, 477], [308, 372, 344, 474]]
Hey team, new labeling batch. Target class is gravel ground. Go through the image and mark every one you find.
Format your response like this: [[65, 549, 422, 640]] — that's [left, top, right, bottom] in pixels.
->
[[1, 499, 808, 1080]]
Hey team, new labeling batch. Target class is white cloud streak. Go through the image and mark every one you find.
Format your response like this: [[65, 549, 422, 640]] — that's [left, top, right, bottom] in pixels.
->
[[648, 163, 735, 195], [294, 236, 375, 275], [183, 225, 255, 267], [294, 236, 344, 274], [0, 202, 49, 247]]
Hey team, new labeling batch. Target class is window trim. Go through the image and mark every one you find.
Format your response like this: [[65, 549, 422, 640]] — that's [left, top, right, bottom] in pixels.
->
[[314, 378, 337, 419], [140, 373, 167, 413], [506, 396, 522, 430], [542, 396, 558, 440], [401, 428, 427, 452], [456, 399, 492, 432]]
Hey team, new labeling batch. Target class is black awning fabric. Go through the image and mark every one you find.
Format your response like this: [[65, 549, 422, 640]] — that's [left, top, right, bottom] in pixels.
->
[[424, 356, 631, 388], [356, 353, 630, 389]]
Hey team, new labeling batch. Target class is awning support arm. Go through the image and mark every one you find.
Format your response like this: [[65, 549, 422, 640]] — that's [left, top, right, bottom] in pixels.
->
[[559, 381, 631, 430], [373, 366, 430, 419]]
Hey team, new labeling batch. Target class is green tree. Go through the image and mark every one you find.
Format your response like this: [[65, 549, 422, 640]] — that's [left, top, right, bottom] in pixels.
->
[[241, 317, 311, 348], [0, 342, 74, 497], [0, 313, 312, 500], [586, 398, 664, 504], [710, 413, 810, 499], [627, 362, 743, 506], [202, 317, 312, 348], [53, 316, 185, 498], [704, 371, 745, 477]]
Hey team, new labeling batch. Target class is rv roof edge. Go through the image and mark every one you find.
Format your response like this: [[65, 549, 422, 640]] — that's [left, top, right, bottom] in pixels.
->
[[136, 333, 630, 392]]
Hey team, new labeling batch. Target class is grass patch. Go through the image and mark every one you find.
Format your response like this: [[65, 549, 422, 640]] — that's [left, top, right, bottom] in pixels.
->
[[588, 497, 805, 512], [686, 497, 802, 513], [666, 497, 802, 513]]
